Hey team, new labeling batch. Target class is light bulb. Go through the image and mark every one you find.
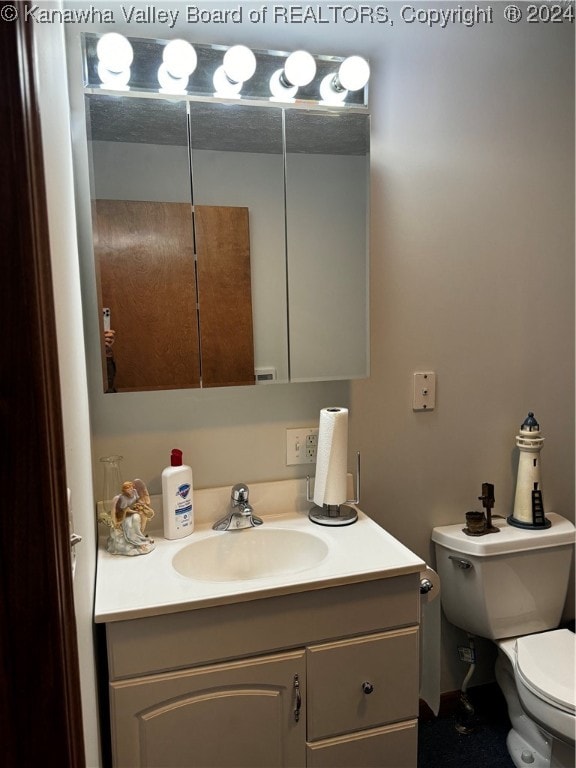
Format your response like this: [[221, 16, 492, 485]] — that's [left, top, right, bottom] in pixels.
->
[[338, 56, 370, 91], [223, 45, 256, 84], [97, 61, 131, 89], [157, 63, 188, 94], [319, 73, 347, 104], [96, 33, 133, 73], [162, 39, 197, 79], [269, 69, 297, 100], [284, 50, 316, 87], [213, 65, 242, 97]]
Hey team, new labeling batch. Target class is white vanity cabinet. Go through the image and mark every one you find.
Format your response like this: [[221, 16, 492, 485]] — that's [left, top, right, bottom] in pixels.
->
[[103, 574, 420, 768]]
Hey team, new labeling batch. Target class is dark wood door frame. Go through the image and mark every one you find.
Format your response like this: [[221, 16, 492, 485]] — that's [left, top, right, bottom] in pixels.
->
[[0, 4, 85, 765]]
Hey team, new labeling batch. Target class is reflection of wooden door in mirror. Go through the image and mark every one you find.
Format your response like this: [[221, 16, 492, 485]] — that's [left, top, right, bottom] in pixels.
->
[[195, 206, 255, 388], [93, 200, 200, 391]]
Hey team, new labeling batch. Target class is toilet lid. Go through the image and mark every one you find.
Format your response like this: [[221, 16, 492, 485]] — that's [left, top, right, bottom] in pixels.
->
[[515, 630, 575, 714]]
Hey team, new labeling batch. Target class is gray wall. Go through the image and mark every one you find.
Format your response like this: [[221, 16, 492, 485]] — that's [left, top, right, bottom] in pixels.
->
[[61, 0, 574, 727]]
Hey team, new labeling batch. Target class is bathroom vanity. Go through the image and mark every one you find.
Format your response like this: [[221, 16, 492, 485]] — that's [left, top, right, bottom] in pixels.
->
[[95, 481, 424, 767]]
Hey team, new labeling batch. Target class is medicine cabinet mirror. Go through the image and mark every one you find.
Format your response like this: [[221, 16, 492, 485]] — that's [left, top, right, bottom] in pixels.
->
[[84, 43, 370, 393]]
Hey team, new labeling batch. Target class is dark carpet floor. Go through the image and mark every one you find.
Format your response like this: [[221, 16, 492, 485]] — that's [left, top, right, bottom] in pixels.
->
[[418, 684, 515, 768]]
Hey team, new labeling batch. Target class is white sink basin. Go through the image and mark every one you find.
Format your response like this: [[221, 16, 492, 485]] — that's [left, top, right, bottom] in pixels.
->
[[172, 527, 329, 582], [95, 479, 426, 622]]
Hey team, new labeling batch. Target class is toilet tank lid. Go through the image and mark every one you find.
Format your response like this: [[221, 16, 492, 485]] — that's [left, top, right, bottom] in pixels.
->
[[432, 513, 575, 556], [516, 630, 575, 713]]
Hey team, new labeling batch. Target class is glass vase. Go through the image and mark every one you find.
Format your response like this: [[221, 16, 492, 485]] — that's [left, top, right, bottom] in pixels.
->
[[99, 455, 123, 526]]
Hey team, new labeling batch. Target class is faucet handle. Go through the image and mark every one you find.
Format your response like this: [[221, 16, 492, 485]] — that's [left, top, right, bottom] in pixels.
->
[[231, 483, 249, 503]]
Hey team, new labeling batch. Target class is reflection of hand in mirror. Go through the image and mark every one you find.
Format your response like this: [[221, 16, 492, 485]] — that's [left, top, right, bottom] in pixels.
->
[[104, 329, 117, 393], [104, 329, 116, 357]]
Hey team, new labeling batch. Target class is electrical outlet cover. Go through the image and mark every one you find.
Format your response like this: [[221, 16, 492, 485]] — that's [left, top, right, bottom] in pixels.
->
[[286, 427, 319, 465]]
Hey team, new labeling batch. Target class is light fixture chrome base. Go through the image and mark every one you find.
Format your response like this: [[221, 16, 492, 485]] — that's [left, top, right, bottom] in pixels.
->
[[308, 503, 358, 527]]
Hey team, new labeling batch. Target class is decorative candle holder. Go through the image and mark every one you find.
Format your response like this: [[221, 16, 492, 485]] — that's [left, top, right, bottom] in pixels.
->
[[463, 483, 500, 536], [463, 511, 486, 536]]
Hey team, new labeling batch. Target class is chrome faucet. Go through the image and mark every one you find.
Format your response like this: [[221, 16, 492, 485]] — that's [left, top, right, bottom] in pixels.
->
[[213, 484, 263, 531]]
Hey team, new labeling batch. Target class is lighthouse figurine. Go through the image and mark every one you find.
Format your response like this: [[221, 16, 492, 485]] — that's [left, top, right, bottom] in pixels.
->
[[508, 412, 550, 529]]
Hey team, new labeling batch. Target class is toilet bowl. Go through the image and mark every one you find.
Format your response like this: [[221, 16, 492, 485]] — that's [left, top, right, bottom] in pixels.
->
[[497, 630, 575, 767], [513, 630, 575, 746], [432, 513, 575, 768]]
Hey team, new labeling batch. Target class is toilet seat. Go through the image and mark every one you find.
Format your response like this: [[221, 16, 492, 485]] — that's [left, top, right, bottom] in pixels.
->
[[515, 630, 575, 715]]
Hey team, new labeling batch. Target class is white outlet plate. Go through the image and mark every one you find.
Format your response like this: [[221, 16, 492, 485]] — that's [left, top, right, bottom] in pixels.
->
[[413, 372, 436, 411], [286, 427, 319, 465]]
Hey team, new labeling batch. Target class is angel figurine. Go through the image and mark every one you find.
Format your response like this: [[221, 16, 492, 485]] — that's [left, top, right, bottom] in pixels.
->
[[106, 478, 156, 556]]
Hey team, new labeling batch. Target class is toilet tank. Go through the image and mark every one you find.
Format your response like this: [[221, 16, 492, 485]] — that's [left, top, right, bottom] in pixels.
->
[[432, 513, 575, 640]]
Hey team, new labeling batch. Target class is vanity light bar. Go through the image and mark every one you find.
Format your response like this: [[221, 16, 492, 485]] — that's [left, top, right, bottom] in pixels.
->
[[84, 33, 369, 107]]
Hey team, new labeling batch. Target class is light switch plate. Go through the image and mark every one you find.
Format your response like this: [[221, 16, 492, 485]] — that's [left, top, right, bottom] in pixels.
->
[[413, 372, 436, 411], [286, 427, 319, 465]]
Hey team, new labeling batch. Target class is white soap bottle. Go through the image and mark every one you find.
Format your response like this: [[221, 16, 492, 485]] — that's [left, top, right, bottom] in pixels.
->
[[162, 449, 194, 540]]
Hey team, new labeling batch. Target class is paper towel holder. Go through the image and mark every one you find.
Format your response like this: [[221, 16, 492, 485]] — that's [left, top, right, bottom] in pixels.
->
[[306, 452, 360, 526]]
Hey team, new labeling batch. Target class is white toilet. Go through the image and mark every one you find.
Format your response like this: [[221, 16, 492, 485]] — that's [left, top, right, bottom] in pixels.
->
[[432, 512, 575, 768]]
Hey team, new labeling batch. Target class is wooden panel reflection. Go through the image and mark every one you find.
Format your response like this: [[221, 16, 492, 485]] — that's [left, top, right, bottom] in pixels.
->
[[195, 206, 255, 388], [94, 200, 200, 391]]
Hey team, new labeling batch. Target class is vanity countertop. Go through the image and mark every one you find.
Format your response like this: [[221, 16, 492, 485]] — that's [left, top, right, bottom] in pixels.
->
[[94, 479, 424, 623]]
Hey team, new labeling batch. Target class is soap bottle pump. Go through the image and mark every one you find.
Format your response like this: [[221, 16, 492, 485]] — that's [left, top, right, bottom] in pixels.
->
[[162, 449, 194, 540]]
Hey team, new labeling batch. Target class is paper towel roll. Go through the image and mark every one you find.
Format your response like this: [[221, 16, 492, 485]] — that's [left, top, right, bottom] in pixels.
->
[[314, 407, 349, 507], [419, 566, 441, 717]]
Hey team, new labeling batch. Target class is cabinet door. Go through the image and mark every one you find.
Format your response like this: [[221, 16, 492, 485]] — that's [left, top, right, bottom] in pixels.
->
[[110, 650, 305, 768], [307, 628, 419, 741]]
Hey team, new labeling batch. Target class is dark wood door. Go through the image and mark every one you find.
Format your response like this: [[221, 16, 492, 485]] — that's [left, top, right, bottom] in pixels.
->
[[0, 6, 85, 766]]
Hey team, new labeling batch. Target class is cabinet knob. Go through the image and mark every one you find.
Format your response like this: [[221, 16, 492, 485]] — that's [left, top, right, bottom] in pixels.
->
[[362, 681, 374, 695]]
